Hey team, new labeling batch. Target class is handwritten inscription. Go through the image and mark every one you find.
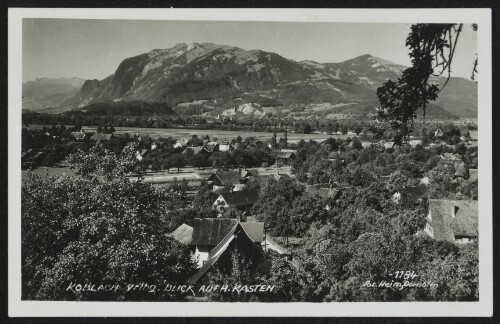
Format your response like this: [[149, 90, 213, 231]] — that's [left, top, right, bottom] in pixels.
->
[[362, 280, 438, 290], [66, 282, 275, 296]]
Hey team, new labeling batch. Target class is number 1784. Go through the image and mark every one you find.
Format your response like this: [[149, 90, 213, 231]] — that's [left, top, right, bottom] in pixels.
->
[[393, 271, 418, 279]]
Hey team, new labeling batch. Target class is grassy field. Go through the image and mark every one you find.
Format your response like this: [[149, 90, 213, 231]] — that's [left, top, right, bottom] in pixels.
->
[[22, 164, 293, 184], [22, 165, 76, 181], [77, 126, 351, 141]]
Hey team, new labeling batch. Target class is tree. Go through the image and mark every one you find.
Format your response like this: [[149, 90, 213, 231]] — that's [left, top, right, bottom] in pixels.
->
[[253, 178, 304, 243], [192, 182, 219, 210], [377, 24, 475, 145], [170, 154, 185, 173], [22, 146, 196, 301], [209, 152, 233, 169]]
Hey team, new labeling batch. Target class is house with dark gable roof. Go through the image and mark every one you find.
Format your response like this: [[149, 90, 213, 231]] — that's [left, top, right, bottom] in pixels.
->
[[213, 189, 260, 214], [187, 221, 267, 285], [170, 218, 265, 275], [424, 199, 478, 244], [189, 218, 239, 268], [206, 170, 244, 190]]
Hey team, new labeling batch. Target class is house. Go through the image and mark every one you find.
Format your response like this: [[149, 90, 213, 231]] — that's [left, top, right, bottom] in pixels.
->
[[434, 128, 444, 138], [218, 141, 233, 152], [305, 183, 344, 210], [408, 139, 422, 147], [392, 184, 428, 204], [378, 174, 392, 184], [135, 149, 148, 161], [273, 151, 296, 162], [232, 183, 247, 192], [204, 141, 220, 153], [423, 199, 478, 244], [181, 146, 209, 155], [246, 139, 263, 147], [328, 151, 344, 163], [170, 219, 266, 273], [71, 130, 86, 140], [21, 149, 46, 168], [241, 169, 259, 179], [91, 133, 113, 142], [453, 162, 468, 179], [213, 189, 260, 214], [187, 221, 266, 285], [438, 153, 463, 166], [469, 130, 478, 141], [189, 218, 240, 268], [247, 174, 275, 186], [168, 223, 193, 245], [173, 139, 188, 149], [206, 170, 244, 190]]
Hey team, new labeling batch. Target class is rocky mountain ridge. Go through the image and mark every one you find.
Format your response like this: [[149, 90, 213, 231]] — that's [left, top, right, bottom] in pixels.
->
[[24, 43, 477, 118]]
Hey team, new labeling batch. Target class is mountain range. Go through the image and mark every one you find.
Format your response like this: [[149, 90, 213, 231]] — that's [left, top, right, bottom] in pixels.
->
[[22, 77, 85, 111], [22, 43, 477, 119]]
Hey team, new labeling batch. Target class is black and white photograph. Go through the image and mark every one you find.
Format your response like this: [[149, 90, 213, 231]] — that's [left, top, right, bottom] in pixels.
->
[[8, 8, 493, 317]]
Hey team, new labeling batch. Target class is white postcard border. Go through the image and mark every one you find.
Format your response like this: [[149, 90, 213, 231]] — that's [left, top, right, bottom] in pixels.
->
[[8, 7, 493, 317]]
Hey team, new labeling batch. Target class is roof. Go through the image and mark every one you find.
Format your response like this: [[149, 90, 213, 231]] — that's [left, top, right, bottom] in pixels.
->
[[204, 143, 219, 152], [454, 163, 468, 178], [182, 146, 208, 154], [190, 218, 238, 246], [305, 184, 343, 199], [250, 174, 275, 185], [232, 183, 247, 191], [242, 169, 259, 178], [188, 223, 262, 285], [441, 153, 462, 161], [265, 236, 290, 255], [91, 133, 112, 141], [317, 187, 341, 199], [71, 130, 86, 140], [169, 224, 193, 245], [218, 144, 232, 152], [274, 151, 295, 159], [428, 199, 478, 242], [240, 222, 265, 243], [397, 184, 428, 201], [274, 173, 292, 181], [209, 170, 242, 185], [328, 151, 340, 159], [219, 189, 260, 208], [246, 139, 262, 146]]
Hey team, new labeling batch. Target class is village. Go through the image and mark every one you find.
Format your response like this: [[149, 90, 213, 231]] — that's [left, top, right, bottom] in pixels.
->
[[21, 120, 479, 291]]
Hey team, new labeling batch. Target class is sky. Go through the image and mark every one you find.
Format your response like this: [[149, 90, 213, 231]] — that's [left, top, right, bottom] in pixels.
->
[[22, 19, 478, 82]]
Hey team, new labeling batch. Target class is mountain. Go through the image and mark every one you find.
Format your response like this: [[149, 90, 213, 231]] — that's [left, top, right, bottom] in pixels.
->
[[22, 77, 85, 111], [27, 43, 476, 119]]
